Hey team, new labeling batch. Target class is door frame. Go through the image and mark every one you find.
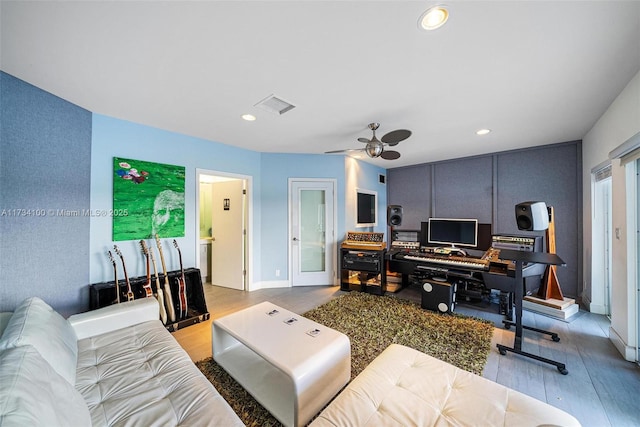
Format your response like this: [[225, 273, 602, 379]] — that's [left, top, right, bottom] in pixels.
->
[[196, 169, 252, 291], [591, 163, 612, 316], [288, 178, 338, 287]]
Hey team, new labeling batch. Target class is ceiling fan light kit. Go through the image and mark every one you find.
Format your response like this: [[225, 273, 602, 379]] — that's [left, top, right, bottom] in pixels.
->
[[365, 140, 384, 158]]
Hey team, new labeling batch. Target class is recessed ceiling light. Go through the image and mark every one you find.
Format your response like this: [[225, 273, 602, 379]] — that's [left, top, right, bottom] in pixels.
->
[[476, 128, 491, 135], [241, 114, 256, 121], [419, 5, 449, 31]]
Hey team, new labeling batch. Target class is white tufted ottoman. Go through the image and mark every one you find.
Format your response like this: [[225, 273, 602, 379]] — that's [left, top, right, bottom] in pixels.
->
[[310, 344, 581, 427]]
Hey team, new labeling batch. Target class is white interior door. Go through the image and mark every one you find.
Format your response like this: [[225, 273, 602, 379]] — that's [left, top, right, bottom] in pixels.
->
[[290, 180, 335, 286], [210, 179, 246, 290]]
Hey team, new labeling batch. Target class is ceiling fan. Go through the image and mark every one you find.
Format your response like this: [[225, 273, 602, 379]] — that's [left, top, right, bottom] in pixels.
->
[[326, 123, 412, 160]]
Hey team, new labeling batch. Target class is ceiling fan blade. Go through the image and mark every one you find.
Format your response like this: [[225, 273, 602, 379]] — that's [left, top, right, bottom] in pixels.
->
[[380, 150, 401, 160], [381, 129, 412, 146], [325, 148, 364, 154], [357, 137, 370, 143]]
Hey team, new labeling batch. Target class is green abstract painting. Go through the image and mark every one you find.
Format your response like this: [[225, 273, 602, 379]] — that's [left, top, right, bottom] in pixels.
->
[[113, 157, 185, 241]]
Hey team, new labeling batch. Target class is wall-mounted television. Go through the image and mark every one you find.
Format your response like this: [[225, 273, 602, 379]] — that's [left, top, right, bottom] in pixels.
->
[[427, 218, 478, 248], [356, 189, 377, 227]]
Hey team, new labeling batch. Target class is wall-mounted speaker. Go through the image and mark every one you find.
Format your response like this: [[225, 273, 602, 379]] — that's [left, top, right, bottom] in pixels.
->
[[387, 205, 403, 227], [515, 201, 549, 231]]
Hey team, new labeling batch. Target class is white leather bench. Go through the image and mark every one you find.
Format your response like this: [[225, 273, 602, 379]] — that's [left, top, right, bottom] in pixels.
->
[[310, 344, 581, 427]]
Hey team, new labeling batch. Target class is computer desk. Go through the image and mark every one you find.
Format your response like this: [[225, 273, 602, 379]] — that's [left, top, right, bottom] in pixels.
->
[[495, 249, 568, 375]]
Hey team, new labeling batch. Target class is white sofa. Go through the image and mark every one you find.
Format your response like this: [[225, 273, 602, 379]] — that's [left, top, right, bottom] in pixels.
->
[[310, 343, 581, 427], [0, 296, 243, 427]]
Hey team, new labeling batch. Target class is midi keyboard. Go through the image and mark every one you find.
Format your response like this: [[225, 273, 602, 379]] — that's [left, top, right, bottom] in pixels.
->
[[399, 253, 490, 271]]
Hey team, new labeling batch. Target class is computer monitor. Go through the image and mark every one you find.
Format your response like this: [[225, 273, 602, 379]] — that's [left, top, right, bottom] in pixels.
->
[[427, 218, 478, 249]]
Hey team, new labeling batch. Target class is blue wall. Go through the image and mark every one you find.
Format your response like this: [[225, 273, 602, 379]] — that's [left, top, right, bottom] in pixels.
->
[[260, 153, 347, 282], [1, 71, 386, 313], [89, 114, 263, 284]]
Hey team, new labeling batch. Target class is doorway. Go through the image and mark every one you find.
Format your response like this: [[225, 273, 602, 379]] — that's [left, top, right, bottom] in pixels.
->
[[289, 179, 336, 286], [197, 170, 249, 291]]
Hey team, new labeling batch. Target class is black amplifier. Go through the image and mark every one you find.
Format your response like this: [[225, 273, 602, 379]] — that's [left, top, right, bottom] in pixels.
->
[[342, 251, 381, 272]]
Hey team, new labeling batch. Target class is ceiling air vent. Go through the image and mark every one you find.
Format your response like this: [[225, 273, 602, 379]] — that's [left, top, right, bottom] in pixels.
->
[[254, 94, 296, 115]]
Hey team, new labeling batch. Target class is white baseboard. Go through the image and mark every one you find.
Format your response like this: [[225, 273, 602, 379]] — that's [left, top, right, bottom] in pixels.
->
[[247, 279, 340, 291], [588, 302, 607, 315], [609, 325, 637, 362], [582, 293, 607, 315], [249, 280, 290, 291]]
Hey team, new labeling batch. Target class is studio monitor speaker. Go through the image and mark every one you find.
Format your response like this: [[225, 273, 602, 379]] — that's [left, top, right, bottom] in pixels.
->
[[515, 201, 549, 231], [387, 205, 403, 226]]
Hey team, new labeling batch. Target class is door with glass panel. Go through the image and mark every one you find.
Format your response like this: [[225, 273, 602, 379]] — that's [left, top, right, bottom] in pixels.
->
[[290, 180, 335, 286]]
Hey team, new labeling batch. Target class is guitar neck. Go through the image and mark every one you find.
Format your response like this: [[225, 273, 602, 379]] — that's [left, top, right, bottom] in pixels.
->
[[150, 253, 161, 284], [155, 235, 176, 323], [120, 258, 133, 301], [142, 256, 152, 297], [178, 252, 185, 276], [120, 259, 131, 289], [173, 239, 188, 319], [156, 238, 169, 275], [113, 246, 133, 301], [108, 251, 120, 304], [160, 255, 170, 284]]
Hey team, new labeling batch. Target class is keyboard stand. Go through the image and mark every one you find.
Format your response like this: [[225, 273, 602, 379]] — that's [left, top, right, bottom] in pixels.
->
[[494, 249, 568, 375]]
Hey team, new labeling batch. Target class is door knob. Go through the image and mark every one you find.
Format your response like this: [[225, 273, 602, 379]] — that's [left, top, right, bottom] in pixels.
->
[[292, 237, 299, 241]]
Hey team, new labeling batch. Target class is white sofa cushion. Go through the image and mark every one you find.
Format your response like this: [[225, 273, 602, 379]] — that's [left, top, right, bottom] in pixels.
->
[[310, 344, 581, 427], [0, 346, 91, 426], [0, 297, 78, 385], [75, 319, 244, 426]]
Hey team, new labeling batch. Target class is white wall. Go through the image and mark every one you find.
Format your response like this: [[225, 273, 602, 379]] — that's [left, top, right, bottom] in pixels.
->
[[582, 70, 640, 360]]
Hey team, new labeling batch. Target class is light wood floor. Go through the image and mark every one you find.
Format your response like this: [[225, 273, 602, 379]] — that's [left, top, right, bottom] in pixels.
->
[[173, 284, 640, 427]]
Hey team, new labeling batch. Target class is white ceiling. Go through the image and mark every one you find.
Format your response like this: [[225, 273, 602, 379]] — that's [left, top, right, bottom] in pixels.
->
[[2, 1, 639, 168]]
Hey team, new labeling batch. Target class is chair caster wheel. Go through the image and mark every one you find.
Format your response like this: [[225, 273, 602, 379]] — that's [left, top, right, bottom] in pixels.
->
[[498, 348, 507, 356], [552, 335, 560, 342], [558, 367, 568, 375], [504, 324, 511, 330]]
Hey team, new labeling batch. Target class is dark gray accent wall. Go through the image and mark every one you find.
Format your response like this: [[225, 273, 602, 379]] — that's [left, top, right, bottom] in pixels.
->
[[0, 72, 92, 316], [386, 164, 431, 230], [433, 156, 494, 223], [387, 141, 582, 298]]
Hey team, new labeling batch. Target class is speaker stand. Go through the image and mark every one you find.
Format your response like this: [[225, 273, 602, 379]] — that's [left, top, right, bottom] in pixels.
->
[[537, 206, 564, 300]]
